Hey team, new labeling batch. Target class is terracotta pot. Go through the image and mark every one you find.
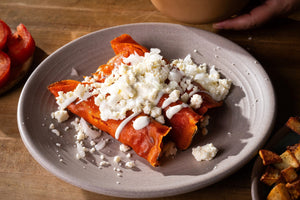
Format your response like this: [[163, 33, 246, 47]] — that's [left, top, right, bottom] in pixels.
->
[[151, 0, 250, 24]]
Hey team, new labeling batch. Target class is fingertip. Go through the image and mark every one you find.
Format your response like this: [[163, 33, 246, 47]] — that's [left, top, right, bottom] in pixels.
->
[[212, 22, 224, 29], [212, 1, 280, 30], [212, 16, 257, 30]]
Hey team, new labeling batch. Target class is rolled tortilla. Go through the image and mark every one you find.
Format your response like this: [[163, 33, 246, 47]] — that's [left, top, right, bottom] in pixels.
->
[[48, 80, 170, 167]]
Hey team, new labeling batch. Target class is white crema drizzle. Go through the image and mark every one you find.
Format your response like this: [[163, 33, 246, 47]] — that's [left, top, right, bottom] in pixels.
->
[[133, 116, 150, 130]]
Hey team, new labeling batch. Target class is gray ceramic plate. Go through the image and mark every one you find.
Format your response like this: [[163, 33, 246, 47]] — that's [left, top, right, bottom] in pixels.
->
[[17, 23, 275, 198], [251, 125, 300, 199]]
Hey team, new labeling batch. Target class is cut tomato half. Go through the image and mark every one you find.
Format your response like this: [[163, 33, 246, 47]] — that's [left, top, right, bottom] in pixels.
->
[[0, 51, 11, 88], [0, 20, 12, 50], [7, 23, 35, 66]]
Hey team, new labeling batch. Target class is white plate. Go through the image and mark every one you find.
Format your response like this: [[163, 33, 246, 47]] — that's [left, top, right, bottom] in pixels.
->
[[18, 23, 276, 198]]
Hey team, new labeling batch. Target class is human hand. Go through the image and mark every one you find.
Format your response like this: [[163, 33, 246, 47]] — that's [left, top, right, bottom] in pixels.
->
[[213, 0, 300, 30]]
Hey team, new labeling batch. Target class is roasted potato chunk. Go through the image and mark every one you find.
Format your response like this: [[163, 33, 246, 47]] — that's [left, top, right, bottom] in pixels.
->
[[259, 149, 282, 165], [292, 144, 300, 164], [267, 183, 291, 200], [286, 117, 300, 135], [260, 166, 282, 186], [281, 167, 298, 183], [274, 150, 300, 170], [286, 179, 300, 200]]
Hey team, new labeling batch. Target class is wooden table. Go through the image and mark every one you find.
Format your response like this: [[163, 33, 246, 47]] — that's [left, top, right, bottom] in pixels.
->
[[0, 1, 299, 199]]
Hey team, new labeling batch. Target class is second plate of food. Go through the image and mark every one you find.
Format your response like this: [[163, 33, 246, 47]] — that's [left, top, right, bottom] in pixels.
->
[[251, 119, 300, 200], [18, 23, 276, 198]]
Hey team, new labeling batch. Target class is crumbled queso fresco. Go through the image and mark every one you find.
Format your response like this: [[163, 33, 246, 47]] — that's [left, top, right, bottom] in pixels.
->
[[55, 48, 230, 124], [192, 143, 218, 161], [50, 48, 231, 169]]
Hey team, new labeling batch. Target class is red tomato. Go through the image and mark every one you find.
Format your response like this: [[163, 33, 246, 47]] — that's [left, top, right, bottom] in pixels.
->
[[0, 20, 12, 50], [7, 23, 35, 66], [0, 51, 11, 88]]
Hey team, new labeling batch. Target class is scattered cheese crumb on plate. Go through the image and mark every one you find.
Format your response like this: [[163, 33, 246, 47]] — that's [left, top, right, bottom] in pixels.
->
[[192, 143, 218, 161]]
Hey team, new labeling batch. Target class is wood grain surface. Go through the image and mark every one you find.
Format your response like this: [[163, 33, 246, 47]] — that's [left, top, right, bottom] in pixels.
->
[[0, 0, 299, 199]]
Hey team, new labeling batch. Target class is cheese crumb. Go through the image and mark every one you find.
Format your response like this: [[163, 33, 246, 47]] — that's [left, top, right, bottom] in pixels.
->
[[75, 141, 86, 159], [56, 143, 61, 147], [190, 94, 203, 109], [114, 156, 121, 163], [155, 115, 165, 124], [99, 154, 105, 160], [76, 130, 86, 141], [120, 144, 131, 152], [126, 153, 131, 158], [49, 123, 55, 129], [51, 110, 69, 123], [90, 140, 96, 146], [51, 129, 60, 136], [125, 161, 135, 168], [89, 147, 96, 153], [192, 143, 218, 161], [99, 161, 110, 167]]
